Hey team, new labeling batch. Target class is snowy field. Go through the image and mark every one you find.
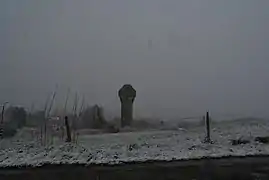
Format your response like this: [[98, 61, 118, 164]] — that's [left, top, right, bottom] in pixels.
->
[[0, 119, 269, 168]]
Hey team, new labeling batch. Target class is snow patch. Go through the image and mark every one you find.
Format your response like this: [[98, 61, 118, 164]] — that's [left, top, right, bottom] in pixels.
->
[[0, 120, 269, 167]]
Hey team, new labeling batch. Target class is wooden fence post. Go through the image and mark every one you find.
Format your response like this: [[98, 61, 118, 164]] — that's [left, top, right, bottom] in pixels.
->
[[0, 102, 8, 139], [65, 116, 71, 142], [205, 111, 211, 143]]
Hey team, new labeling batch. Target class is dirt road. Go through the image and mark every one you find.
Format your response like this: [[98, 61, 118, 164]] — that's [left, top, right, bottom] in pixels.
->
[[0, 156, 269, 180]]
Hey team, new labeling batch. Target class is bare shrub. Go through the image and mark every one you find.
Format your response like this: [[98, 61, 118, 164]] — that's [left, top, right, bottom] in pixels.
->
[[26, 110, 44, 127], [4, 106, 27, 129], [80, 105, 107, 129], [104, 123, 119, 133], [2, 123, 17, 138]]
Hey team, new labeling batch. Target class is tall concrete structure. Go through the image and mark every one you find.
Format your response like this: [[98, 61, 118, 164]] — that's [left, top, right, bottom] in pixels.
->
[[118, 84, 136, 127]]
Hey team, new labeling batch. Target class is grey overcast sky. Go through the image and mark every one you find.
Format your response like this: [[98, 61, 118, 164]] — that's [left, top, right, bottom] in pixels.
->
[[1, 0, 269, 119]]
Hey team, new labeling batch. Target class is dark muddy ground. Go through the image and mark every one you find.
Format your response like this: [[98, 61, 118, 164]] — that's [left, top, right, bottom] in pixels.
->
[[1, 156, 269, 180]]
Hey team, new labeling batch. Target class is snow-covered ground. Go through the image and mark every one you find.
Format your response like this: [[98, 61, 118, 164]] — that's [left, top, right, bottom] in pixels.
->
[[0, 119, 269, 167]]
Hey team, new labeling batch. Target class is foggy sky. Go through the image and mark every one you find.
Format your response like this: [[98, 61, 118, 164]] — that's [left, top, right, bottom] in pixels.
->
[[1, 0, 269, 119]]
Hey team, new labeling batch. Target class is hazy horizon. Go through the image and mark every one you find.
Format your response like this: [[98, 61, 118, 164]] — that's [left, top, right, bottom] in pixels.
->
[[1, 0, 269, 119]]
